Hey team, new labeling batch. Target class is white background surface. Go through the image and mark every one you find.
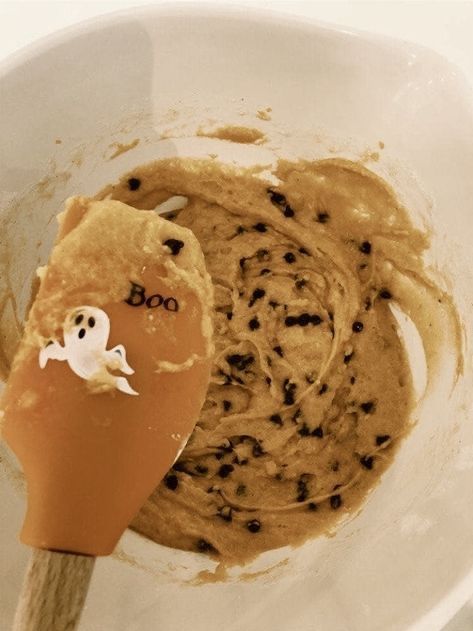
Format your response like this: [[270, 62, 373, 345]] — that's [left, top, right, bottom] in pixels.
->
[[0, 2, 472, 630]]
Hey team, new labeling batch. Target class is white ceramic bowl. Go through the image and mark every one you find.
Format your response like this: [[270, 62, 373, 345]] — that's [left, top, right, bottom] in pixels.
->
[[1, 5, 473, 630]]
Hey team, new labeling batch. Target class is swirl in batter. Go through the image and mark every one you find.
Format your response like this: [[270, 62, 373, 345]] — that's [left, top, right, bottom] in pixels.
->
[[100, 156, 460, 564]]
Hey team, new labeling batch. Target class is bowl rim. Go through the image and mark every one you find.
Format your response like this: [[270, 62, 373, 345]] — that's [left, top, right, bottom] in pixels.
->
[[1, 3, 472, 629], [0, 0, 468, 85]]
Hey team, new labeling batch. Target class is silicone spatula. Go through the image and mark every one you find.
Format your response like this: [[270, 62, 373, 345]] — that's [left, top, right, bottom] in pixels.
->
[[1, 196, 213, 631]]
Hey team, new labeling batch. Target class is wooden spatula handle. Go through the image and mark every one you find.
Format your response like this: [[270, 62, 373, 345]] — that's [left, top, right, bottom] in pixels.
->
[[13, 549, 95, 631]]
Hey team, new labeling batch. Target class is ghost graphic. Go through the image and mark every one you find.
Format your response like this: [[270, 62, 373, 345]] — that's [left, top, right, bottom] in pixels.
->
[[39, 306, 138, 396]]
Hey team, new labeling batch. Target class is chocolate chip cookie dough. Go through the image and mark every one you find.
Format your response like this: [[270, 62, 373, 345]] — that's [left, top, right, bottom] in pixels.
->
[[99, 156, 460, 564]]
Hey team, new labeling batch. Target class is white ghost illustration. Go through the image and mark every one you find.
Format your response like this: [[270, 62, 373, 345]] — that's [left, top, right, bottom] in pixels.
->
[[39, 306, 138, 396]]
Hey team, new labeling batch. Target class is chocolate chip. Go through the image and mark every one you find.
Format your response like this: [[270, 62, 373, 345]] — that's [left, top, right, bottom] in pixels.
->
[[344, 352, 354, 364], [236, 484, 246, 496], [163, 238, 184, 255], [223, 400, 232, 411], [312, 426, 324, 438], [248, 317, 260, 331], [283, 252, 296, 264], [350, 376, 356, 385], [298, 423, 311, 437], [226, 312, 233, 321], [273, 345, 284, 357], [285, 316, 298, 327], [283, 379, 297, 405], [218, 464, 235, 478], [267, 189, 296, 217], [298, 313, 311, 327], [360, 456, 374, 470], [299, 247, 310, 255], [75, 314, 84, 325], [297, 478, 309, 502], [379, 289, 392, 299], [227, 353, 254, 371], [284, 390, 296, 406], [360, 401, 375, 414], [265, 376, 272, 386], [359, 241, 372, 254], [88, 317, 95, 328], [310, 314, 322, 325], [330, 494, 342, 509], [376, 434, 391, 446], [283, 205, 295, 218], [218, 506, 233, 522], [260, 268, 271, 276], [352, 321, 364, 333], [252, 442, 265, 457], [236, 225, 246, 235], [164, 474, 178, 490], [78, 328, 86, 339], [318, 383, 328, 395], [308, 502, 318, 511], [172, 461, 188, 473], [253, 222, 267, 232], [270, 413, 283, 426], [197, 539, 215, 553], [316, 212, 330, 223], [249, 288, 266, 307], [127, 177, 141, 191], [215, 452, 224, 460], [195, 465, 209, 474], [295, 279, 307, 290], [247, 519, 261, 533], [267, 189, 286, 205]]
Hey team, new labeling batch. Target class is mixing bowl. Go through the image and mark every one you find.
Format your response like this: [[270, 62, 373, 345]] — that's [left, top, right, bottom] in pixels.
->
[[1, 5, 473, 630]]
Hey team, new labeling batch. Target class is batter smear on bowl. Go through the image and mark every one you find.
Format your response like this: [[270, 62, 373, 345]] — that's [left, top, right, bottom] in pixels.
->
[[99, 157, 459, 564]]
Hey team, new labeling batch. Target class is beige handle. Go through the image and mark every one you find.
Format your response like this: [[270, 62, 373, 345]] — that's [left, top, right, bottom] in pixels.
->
[[13, 549, 95, 631]]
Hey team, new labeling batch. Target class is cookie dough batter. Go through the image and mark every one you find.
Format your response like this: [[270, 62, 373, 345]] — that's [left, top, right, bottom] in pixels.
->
[[97, 157, 457, 564]]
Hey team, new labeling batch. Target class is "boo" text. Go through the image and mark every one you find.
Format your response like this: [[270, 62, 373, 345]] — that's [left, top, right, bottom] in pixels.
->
[[125, 282, 179, 312]]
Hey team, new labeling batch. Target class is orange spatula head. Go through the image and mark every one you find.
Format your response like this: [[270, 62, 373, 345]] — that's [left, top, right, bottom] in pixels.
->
[[1, 196, 213, 556]]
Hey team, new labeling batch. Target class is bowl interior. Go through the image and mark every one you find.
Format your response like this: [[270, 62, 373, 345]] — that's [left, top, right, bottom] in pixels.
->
[[1, 6, 473, 631]]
